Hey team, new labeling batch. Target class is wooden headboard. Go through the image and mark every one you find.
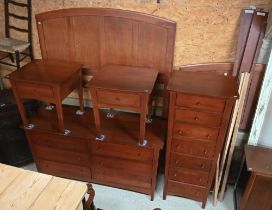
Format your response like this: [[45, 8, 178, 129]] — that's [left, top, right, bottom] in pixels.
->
[[36, 8, 176, 117]]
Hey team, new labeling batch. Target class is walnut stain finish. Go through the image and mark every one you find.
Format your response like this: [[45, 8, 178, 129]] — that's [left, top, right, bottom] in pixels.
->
[[7, 59, 84, 133], [163, 71, 238, 208], [26, 105, 165, 201], [88, 64, 158, 145]]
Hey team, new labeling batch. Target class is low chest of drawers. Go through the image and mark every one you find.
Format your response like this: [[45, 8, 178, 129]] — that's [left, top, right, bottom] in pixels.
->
[[26, 105, 164, 200], [163, 71, 238, 208]]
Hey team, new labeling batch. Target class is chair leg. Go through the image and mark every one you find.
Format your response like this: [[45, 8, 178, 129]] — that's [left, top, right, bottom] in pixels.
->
[[8, 53, 14, 63], [15, 51, 20, 70], [28, 46, 33, 60]]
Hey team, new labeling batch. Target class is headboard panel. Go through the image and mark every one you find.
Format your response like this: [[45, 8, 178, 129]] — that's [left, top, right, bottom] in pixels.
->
[[36, 8, 176, 117], [36, 8, 176, 75]]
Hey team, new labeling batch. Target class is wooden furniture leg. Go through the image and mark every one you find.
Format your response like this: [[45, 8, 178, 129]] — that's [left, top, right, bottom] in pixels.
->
[[9, 80, 29, 127], [139, 93, 148, 146], [90, 88, 104, 141], [55, 90, 65, 134], [78, 72, 84, 114]]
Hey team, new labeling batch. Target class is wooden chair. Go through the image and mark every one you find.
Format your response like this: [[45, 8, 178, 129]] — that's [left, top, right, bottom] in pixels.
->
[[0, 0, 33, 69]]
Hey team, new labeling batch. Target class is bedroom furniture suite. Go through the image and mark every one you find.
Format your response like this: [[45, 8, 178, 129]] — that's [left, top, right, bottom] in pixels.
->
[[163, 71, 238, 208], [0, 163, 95, 210], [6, 7, 238, 208]]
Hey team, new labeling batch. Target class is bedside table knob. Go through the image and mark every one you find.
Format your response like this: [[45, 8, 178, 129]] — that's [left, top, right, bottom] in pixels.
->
[[200, 164, 205, 169], [175, 160, 179, 164], [174, 173, 177, 177], [194, 116, 199, 121], [206, 134, 211, 139], [203, 150, 207, 155]]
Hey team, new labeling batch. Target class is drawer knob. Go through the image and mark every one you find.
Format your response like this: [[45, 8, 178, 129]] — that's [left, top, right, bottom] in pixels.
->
[[175, 160, 179, 164], [175, 145, 182, 150], [199, 178, 202, 182], [206, 134, 211, 139], [196, 102, 201, 106], [200, 164, 205, 169], [194, 116, 199, 121], [178, 130, 184, 135], [203, 150, 207, 155], [174, 173, 177, 177]]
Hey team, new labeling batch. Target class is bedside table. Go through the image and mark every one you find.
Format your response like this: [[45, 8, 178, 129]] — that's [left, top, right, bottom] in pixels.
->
[[7, 59, 84, 134], [88, 64, 158, 146]]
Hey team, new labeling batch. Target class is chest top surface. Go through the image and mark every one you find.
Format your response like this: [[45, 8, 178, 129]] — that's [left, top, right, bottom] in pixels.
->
[[88, 64, 158, 93], [8, 60, 82, 85], [167, 71, 239, 98], [245, 144, 272, 176]]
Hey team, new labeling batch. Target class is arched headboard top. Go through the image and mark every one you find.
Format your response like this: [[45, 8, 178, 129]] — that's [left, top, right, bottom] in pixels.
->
[[36, 7, 176, 78], [36, 8, 176, 28]]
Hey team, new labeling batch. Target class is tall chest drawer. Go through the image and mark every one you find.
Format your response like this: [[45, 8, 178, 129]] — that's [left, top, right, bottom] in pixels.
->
[[175, 108, 222, 127], [173, 122, 219, 142], [176, 93, 225, 112], [172, 138, 215, 159]]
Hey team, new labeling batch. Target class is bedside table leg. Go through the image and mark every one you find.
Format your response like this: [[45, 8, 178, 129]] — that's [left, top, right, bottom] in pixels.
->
[[89, 88, 104, 140], [10, 83, 29, 127], [78, 72, 84, 113], [55, 96, 65, 133], [139, 94, 148, 146]]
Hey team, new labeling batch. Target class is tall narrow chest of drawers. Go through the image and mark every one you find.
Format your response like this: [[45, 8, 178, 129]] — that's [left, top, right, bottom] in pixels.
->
[[163, 71, 238, 208]]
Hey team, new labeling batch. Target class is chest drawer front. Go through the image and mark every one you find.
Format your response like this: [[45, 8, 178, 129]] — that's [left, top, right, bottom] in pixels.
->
[[92, 156, 151, 189], [96, 89, 140, 108], [170, 153, 212, 172], [169, 166, 209, 186], [29, 132, 88, 153], [175, 108, 222, 127], [176, 93, 225, 112], [34, 145, 90, 166], [38, 159, 92, 181], [167, 180, 206, 201], [16, 82, 54, 99], [173, 122, 219, 142], [172, 138, 215, 159], [90, 142, 153, 163]]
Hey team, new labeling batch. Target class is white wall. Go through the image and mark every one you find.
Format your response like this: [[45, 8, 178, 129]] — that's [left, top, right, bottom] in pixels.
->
[[258, 92, 272, 147]]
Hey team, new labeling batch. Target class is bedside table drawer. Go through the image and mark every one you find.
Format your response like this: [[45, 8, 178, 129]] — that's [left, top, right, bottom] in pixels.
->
[[169, 167, 209, 186], [16, 82, 54, 99], [176, 93, 225, 112], [172, 138, 215, 159], [175, 108, 222, 127], [170, 153, 212, 172], [173, 122, 219, 142], [96, 89, 140, 108]]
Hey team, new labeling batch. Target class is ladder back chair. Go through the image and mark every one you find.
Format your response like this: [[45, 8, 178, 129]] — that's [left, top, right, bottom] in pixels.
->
[[0, 0, 33, 69]]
